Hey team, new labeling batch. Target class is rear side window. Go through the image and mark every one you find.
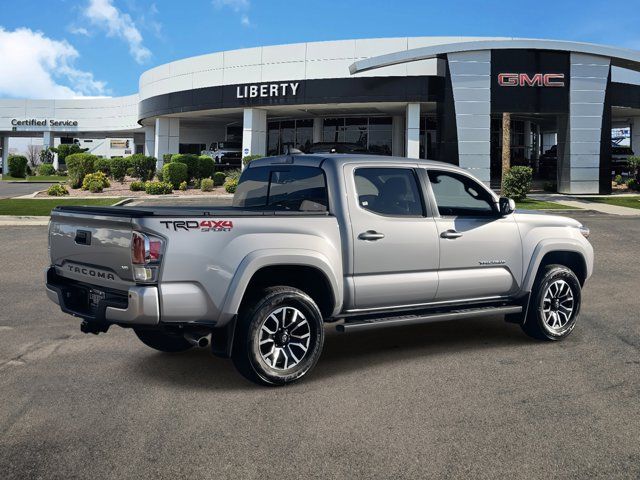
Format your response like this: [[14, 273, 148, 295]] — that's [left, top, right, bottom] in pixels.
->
[[233, 166, 328, 212], [354, 168, 424, 216]]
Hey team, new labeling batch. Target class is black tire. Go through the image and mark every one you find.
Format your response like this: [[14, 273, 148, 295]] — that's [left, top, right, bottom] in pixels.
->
[[521, 264, 582, 341], [134, 329, 193, 353], [232, 286, 324, 386]]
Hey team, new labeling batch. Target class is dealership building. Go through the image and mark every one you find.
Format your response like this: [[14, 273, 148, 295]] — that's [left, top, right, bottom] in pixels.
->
[[2, 36, 640, 194]]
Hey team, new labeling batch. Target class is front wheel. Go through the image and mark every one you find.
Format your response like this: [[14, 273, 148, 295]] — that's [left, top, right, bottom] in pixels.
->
[[522, 264, 582, 341], [232, 287, 324, 386]]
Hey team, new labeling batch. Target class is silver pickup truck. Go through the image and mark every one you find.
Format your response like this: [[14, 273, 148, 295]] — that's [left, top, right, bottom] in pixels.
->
[[46, 155, 593, 385]]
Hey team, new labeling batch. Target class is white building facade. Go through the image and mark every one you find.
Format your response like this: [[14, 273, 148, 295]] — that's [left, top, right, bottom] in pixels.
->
[[3, 36, 640, 194]]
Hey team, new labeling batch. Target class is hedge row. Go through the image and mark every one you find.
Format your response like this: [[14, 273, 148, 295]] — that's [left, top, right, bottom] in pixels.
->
[[65, 154, 158, 188]]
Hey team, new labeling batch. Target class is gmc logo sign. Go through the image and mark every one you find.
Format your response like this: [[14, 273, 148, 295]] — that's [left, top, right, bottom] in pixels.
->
[[498, 73, 565, 87]]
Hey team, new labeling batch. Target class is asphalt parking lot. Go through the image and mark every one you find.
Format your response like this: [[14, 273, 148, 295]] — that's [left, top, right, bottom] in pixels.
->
[[0, 181, 55, 199], [0, 212, 638, 479]]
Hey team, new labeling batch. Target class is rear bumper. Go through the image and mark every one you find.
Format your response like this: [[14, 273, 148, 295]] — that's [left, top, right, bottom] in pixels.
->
[[45, 267, 159, 326]]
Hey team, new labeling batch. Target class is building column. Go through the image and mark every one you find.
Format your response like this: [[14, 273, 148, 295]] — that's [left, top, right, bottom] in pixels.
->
[[559, 53, 610, 194], [631, 118, 640, 159], [43, 132, 56, 170], [392, 115, 404, 156], [406, 103, 420, 159], [447, 50, 491, 185], [154, 118, 180, 169], [242, 108, 267, 164], [1, 137, 9, 175], [143, 125, 155, 157], [312, 117, 323, 144]]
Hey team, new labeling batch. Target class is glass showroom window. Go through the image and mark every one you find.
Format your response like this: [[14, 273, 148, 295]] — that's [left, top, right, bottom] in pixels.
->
[[267, 119, 314, 155], [322, 117, 393, 155]]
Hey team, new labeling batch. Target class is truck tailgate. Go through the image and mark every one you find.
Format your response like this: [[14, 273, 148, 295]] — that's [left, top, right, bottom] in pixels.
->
[[49, 209, 135, 290]]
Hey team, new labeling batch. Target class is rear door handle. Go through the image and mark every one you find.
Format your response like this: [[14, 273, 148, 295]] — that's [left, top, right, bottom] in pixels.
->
[[358, 230, 385, 241], [440, 229, 463, 239]]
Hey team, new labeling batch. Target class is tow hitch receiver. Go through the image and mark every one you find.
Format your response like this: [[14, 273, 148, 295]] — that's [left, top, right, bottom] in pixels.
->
[[80, 320, 110, 335]]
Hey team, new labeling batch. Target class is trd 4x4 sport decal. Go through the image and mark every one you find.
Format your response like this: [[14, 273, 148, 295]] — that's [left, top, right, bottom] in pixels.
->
[[160, 220, 233, 232]]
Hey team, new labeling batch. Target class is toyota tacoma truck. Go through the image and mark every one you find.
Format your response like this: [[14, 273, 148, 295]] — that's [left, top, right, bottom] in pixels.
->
[[46, 155, 593, 385]]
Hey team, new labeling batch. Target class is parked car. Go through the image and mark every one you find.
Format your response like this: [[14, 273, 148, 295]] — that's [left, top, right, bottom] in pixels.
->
[[537, 145, 558, 180], [46, 155, 593, 385], [201, 141, 242, 164], [611, 145, 634, 175]]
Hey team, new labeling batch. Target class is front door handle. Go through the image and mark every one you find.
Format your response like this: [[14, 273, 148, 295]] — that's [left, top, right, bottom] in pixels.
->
[[358, 230, 385, 241], [440, 229, 463, 239]]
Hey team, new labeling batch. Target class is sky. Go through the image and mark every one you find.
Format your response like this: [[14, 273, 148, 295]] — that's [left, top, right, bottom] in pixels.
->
[[0, 0, 639, 99]]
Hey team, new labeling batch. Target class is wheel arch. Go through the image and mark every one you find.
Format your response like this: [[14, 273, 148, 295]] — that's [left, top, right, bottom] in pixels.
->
[[220, 249, 342, 324], [523, 240, 589, 292]]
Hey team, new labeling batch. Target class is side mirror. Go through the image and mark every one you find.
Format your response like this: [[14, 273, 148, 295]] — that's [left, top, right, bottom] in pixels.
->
[[499, 197, 516, 215]]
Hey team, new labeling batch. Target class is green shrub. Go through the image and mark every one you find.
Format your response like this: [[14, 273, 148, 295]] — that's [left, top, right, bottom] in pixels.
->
[[626, 178, 639, 191], [129, 154, 157, 181], [162, 162, 188, 189], [198, 155, 215, 179], [156, 170, 163, 182], [502, 166, 533, 201], [179, 180, 188, 191], [82, 172, 110, 191], [86, 180, 104, 193], [201, 178, 214, 192], [144, 181, 173, 195], [170, 154, 199, 180], [126, 167, 135, 176], [110, 157, 130, 182], [130, 180, 146, 191], [66, 153, 97, 188], [213, 171, 226, 186], [47, 184, 68, 196], [52, 144, 88, 167], [94, 158, 111, 176], [162, 153, 173, 164], [224, 177, 238, 194], [26, 165, 33, 176], [614, 174, 624, 185], [38, 163, 56, 176], [7, 155, 28, 178], [242, 154, 263, 167]]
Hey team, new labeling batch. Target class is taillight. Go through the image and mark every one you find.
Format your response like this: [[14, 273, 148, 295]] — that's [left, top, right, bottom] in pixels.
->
[[131, 231, 164, 282]]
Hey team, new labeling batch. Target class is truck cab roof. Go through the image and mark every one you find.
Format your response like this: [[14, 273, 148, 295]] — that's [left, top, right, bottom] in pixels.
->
[[247, 153, 466, 172]]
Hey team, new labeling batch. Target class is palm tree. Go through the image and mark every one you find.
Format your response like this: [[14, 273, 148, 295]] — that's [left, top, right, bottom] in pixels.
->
[[501, 112, 511, 194]]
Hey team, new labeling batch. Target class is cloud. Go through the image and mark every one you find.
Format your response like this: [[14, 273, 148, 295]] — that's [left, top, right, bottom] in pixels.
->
[[83, 0, 151, 63], [69, 26, 90, 36], [0, 27, 108, 99], [213, 0, 252, 27]]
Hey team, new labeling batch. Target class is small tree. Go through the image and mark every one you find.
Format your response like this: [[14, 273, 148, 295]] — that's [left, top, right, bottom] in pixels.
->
[[627, 156, 640, 181], [501, 112, 511, 195], [39, 147, 55, 165], [26, 144, 42, 168]]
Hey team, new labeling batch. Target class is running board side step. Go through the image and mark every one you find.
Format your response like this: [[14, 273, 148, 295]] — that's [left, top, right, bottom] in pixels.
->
[[335, 305, 522, 333]]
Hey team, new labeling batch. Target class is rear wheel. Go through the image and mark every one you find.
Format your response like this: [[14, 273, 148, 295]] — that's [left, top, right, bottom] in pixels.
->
[[232, 287, 324, 386], [522, 264, 581, 341], [134, 329, 193, 353]]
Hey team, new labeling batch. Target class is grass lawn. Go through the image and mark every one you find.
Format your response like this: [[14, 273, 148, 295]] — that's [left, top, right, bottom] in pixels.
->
[[586, 196, 640, 210], [1, 175, 67, 182], [0, 198, 124, 216], [515, 198, 578, 210]]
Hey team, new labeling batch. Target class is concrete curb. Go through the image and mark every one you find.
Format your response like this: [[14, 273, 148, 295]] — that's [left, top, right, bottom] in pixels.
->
[[0, 216, 50, 226]]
